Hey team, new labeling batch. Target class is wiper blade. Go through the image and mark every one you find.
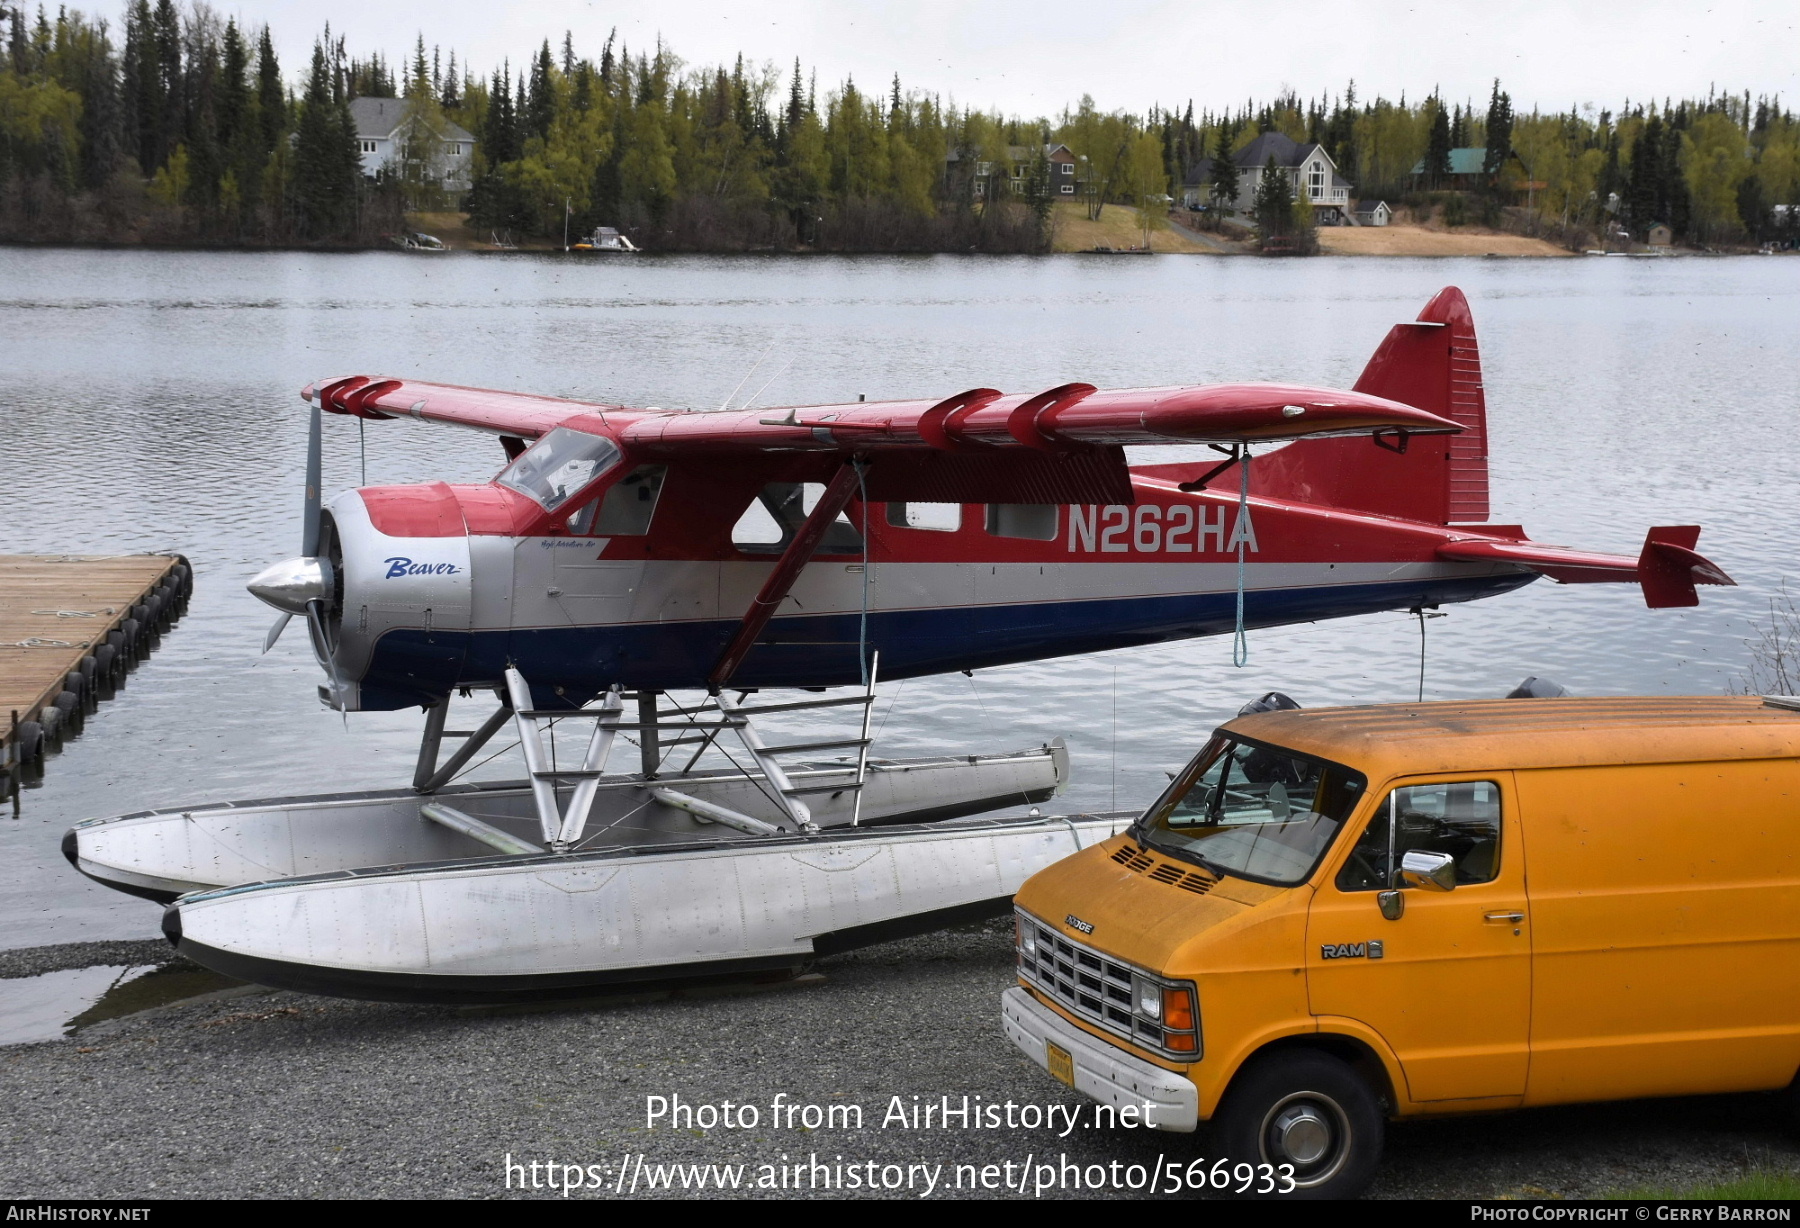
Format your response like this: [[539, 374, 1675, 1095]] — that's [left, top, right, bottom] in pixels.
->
[[1141, 828, 1234, 880], [1187, 850, 1232, 880]]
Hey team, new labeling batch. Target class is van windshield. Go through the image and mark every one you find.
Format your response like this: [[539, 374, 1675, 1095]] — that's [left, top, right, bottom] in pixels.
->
[[1135, 736, 1366, 886]]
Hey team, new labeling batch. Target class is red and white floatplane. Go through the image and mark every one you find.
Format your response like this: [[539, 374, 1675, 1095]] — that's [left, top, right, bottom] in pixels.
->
[[65, 288, 1732, 1002]]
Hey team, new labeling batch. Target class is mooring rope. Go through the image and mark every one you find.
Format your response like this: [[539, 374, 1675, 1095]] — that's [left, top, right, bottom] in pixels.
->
[[856, 461, 871, 689], [1233, 447, 1252, 667]]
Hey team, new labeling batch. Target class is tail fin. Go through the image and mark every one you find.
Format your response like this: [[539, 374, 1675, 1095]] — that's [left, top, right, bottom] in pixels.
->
[[1253, 286, 1489, 524]]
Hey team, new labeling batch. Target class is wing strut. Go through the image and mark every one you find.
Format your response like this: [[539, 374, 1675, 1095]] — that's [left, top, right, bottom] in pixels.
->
[[708, 462, 864, 693]]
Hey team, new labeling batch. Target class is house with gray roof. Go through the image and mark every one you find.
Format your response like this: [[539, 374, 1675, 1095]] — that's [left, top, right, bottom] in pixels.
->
[[1180, 131, 1352, 223], [350, 97, 476, 194]]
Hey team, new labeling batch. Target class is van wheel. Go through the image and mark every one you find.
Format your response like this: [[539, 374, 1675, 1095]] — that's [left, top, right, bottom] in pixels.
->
[[1211, 1051, 1382, 1199]]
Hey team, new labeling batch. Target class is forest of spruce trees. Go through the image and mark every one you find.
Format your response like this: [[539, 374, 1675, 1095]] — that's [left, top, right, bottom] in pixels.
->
[[1, 2, 1796, 251]]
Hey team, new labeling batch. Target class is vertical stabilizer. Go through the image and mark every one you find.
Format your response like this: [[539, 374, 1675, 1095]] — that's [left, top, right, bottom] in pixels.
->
[[1250, 287, 1489, 524]]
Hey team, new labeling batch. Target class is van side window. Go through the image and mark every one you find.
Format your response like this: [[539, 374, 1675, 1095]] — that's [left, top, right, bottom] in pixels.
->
[[1336, 781, 1502, 891]]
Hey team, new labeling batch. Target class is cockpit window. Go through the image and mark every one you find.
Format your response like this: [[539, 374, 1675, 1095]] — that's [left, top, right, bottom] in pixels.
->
[[1135, 735, 1366, 886], [497, 427, 621, 510]]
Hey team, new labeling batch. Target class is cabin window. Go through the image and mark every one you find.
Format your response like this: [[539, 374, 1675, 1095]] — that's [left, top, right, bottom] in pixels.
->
[[1335, 781, 1502, 891], [592, 465, 667, 535], [886, 502, 961, 532], [1309, 164, 1325, 198], [360, 140, 377, 154], [498, 426, 621, 511], [731, 482, 865, 555], [986, 504, 1058, 541]]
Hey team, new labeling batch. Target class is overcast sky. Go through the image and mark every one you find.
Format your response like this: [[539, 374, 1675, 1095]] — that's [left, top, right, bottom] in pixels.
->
[[199, 0, 1795, 117]]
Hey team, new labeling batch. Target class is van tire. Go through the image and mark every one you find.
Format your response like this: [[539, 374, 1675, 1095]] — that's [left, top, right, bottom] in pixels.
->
[[1210, 1050, 1383, 1199]]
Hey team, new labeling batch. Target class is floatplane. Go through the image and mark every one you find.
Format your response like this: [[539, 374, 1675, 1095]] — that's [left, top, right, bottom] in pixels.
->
[[66, 288, 1732, 1002]]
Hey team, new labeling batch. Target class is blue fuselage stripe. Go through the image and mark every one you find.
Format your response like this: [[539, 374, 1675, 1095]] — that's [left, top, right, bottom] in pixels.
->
[[353, 574, 1536, 709]]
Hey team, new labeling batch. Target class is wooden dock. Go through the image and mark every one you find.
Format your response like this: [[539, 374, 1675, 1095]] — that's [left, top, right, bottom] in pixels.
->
[[1, 554, 193, 793]]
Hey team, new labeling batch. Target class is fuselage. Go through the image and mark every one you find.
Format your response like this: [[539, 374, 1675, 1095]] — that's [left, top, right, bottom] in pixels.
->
[[312, 461, 1537, 712]]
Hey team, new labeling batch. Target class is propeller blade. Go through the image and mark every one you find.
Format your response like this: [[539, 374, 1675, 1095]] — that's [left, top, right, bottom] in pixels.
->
[[302, 399, 323, 558], [262, 612, 293, 653]]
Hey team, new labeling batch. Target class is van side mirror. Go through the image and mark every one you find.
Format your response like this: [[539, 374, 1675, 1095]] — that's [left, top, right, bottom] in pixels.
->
[[1399, 849, 1456, 892]]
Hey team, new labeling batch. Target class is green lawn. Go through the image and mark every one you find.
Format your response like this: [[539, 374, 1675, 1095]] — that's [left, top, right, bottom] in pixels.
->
[[1607, 1170, 1800, 1200]]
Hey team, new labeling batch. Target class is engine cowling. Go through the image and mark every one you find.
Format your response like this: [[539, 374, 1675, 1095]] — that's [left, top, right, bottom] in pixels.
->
[[320, 484, 474, 711]]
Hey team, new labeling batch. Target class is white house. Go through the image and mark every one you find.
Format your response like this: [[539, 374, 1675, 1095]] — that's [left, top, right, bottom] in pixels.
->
[[349, 97, 476, 194], [1354, 199, 1391, 226], [948, 144, 1080, 200], [1182, 132, 1353, 223]]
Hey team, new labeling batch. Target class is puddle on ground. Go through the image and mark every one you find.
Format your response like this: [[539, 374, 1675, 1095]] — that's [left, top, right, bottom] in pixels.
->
[[0, 962, 246, 1044]]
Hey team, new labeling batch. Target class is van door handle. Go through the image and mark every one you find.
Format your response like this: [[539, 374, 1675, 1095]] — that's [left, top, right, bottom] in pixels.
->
[[1483, 911, 1525, 923]]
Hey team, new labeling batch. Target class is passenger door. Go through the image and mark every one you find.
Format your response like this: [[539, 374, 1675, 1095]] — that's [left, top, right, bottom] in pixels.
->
[[1306, 774, 1532, 1103]]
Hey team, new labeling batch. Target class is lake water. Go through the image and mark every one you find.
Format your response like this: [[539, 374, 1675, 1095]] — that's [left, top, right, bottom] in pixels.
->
[[1, 248, 1795, 953]]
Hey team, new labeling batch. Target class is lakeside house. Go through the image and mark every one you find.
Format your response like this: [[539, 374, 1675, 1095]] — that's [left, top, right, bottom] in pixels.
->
[[1354, 199, 1392, 226], [947, 143, 1080, 200], [350, 97, 477, 193], [1411, 147, 1541, 198], [1180, 132, 1353, 223]]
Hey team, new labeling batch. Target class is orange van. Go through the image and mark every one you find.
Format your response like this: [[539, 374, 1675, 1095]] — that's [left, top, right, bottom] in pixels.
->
[[1004, 696, 1800, 1198]]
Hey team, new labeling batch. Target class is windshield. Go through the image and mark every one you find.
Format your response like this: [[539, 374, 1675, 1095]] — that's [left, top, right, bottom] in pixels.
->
[[1135, 735, 1366, 885], [497, 427, 621, 510]]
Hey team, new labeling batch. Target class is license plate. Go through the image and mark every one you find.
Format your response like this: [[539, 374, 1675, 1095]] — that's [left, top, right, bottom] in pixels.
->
[[1046, 1042, 1074, 1086]]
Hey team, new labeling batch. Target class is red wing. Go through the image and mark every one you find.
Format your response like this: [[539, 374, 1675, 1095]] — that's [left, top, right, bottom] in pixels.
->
[[303, 376, 1457, 452], [618, 382, 1461, 455], [305, 376, 618, 438]]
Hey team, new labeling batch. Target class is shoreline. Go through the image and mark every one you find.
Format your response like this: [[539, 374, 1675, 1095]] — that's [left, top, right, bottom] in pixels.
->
[[2, 237, 1765, 258]]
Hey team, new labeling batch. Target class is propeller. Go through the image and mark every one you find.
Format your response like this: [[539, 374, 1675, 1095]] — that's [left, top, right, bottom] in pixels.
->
[[251, 399, 334, 675]]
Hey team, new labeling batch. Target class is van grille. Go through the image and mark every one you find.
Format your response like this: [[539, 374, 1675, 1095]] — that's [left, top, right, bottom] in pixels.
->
[[1014, 908, 1199, 1059], [1112, 843, 1214, 895]]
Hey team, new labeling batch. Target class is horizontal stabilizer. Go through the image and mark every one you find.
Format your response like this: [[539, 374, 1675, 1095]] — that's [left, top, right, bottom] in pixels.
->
[[1638, 525, 1736, 608], [1438, 525, 1734, 608]]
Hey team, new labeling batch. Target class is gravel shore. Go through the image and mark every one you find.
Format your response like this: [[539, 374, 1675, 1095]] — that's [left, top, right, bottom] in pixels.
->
[[2, 923, 1795, 1200]]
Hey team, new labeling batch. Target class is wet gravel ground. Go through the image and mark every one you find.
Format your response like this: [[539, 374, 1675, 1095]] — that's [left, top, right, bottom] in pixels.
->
[[2, 923, 1796, 1201]]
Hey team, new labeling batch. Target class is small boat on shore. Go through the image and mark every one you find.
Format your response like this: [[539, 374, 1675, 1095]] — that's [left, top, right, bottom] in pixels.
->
[[390, 231, 449, 253], [570, 226, 640, 253]]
